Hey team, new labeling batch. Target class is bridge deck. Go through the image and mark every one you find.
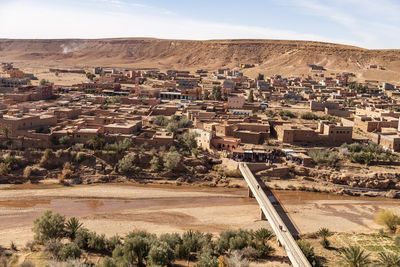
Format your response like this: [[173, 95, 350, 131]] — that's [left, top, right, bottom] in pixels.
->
[[239, 163, 311, 267]]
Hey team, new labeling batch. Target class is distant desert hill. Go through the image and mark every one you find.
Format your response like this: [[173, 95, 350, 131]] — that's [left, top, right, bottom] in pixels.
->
[[0, 38, 399, 82]]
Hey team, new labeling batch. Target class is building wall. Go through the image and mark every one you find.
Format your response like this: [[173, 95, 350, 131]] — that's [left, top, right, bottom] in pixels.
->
[[227, 96, 245, 109]]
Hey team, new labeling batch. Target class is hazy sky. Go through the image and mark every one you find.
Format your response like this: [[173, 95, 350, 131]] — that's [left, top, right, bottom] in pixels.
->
[[0, 0, 399, 49]]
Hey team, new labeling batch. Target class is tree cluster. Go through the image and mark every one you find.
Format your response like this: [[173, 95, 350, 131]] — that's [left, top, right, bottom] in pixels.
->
[[30, 211, 275, 266]]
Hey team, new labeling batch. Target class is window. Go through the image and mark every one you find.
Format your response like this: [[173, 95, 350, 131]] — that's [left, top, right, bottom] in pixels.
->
[[84, 135, 88, 139]]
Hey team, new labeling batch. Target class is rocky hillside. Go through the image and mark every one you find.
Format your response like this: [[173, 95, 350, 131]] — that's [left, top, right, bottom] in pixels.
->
[[1, 38, 400, 81]]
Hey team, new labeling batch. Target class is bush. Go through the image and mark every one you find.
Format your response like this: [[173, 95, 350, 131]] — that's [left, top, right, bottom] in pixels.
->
[[74, 152, 86, 163], [44, 239, 63, 258], [181, 230, 211, 257], [296, 240, 319, 266], [104, 139, 131, 153], [216, 229, 252, 254], [32, 210, 65, 244], [0, 163, 10, 176], [148, 241, 175, 266], [375, 209, 400, 233], [159, 233, 182, 257], [226, 250, 249, 267], [74, 228, 90, 250], [279, 110, 296, 118], [117, 153, 136, 174], [239, 246, 260, 260], [100, 256, 117, 267], [320, 238, 330, 249], [25, 241, 35, 252], [107, 235, 122, 253], [197, 246, 218, 267], [166, 122, 178, 133], [308, 149, 338, 166], [224, 169, 242, 178], [40, 149, 55, 169], [181, 132, 197, 151], [123, 236, 152, 266], [58, 242, 81, 261], [59, 136, 70, 146], [59, 162, 75, 182], [23, 166, 32, 178], [150, 155, 162, 172], [163, 151, 182, 171], [301, 112, 319, 120], [153, 116, 169, 126], [87, 231, 107, 253]]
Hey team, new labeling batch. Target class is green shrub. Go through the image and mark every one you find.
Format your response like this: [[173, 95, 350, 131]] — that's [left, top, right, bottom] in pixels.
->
[[150, 155, 162, 172], [32, 210, 65, 244], [301, 112, 319, 120], [117, 153, 136, 174], [0, 163, 10, 176], [320, 238, 330, 249], [100, 256, 117, 267], [375, 209, 400, 233], [159, 233, 182, 257], [123, 236, 152, 266], [153, 115, 169, 126], [58, 242, 81, 260], [148, 241, 175, 266], [40, 149, 55, 169], [44, 239, 63, 258], [196, 246, 218, 267], [308, 149, 338, 166], [163, 151, 182, 171], [104, 138, 132, 153], [59, 136, 70, 146], [87, 231, 107, 253], [279, 110, 296, 118], [216, 229, 252, 254], [107, 235, 122, 253], [296, 240, 319, 266], [74, 228, 90, 249]]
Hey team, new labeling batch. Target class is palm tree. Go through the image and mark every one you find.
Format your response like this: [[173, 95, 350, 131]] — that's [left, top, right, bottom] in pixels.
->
[[340, 246, 371, 267], [318, 227, 331, 248], [64, 217, 83, 241], [318, 228, 331, 238], [376, 252, 400, 267], [87, 135, 104, 150], [2, 127, 9, 139]]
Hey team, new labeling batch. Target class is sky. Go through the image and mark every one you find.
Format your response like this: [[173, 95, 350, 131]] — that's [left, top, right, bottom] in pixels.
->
[[0, 0, 399, 49]]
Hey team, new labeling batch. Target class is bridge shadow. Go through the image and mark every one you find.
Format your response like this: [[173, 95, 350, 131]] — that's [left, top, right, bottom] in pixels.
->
[[254, 175, 301, 239]]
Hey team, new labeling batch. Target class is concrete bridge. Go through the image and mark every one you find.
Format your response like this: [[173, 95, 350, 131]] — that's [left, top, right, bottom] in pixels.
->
[[239, 163, 311, 267]]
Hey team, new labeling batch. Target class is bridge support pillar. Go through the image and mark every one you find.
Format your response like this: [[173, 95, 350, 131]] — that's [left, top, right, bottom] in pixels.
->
[[260, 208, 266, 220], [248, 186, 254, 198]]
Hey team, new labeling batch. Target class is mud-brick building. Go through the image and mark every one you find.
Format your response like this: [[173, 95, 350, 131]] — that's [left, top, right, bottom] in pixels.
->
[[354, 115, 398, 133], [276, 121, 352, 145], [0, 114, 57, 137]]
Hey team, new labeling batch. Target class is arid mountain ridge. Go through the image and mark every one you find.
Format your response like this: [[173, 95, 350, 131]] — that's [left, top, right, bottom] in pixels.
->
[[1, 38, 399, 82]]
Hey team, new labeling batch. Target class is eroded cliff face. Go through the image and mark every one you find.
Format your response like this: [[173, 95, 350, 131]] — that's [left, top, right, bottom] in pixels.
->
[[1, 38, 399, 81]]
